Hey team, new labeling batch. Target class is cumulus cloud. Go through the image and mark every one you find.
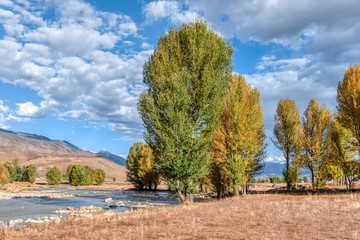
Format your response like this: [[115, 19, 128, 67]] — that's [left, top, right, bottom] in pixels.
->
[[0, 100, 9, 128], [143, 0, 356, 155], [143, 0, 200, 24], [16, 101, 46, 118], [0, 0, 149, 137], [244, 55, 337, 148], [141, 1, 346, 157]]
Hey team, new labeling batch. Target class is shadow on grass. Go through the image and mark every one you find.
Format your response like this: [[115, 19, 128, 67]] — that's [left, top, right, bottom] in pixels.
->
[[249, 186, 360, 195]]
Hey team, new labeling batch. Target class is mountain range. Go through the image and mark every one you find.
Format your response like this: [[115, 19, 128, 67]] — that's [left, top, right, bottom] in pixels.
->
[[96, 150, 126, 166], [0, 128, 126, 182]]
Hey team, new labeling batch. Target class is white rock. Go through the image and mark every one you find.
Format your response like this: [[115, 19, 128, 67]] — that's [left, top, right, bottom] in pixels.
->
[[9, 219, 23, 227], [104, 197, 113, 204]]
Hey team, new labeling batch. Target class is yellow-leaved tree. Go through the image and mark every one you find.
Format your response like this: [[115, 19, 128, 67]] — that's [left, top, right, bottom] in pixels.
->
[[126, 142, 160, 190], [327, 118, 359, 189], [272, 98, 301, 190], [300, 98, 331, 189], [337, 65, 360, 151], [211, 75, 266, 197]]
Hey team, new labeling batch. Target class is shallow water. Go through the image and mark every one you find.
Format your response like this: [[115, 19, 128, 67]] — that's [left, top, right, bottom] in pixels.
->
[[0, 188, 178, 224]]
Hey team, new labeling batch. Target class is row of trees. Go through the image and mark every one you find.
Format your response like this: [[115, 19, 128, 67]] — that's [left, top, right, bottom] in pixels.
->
[[126, 21, 360, 203], [273, 65, 360, 190], [66, 164, 105, 186], [0, 160, 37, 184], [127, 21, 267, 203], [46, 165, 106, 186], [0, 161, 106, 186]]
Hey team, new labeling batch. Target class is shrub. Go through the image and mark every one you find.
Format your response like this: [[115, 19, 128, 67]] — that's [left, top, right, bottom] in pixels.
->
[[4, 160, 37, 183], [259, 177, 271, 183], [303, 176, 308, 183], [23, 164, 37, 183], [4, 160, 23, 182], [68, 164, 105, 186], [93, 168, 105, 185], [126, 142, 160, 190], [66, 164, 74, 180], [83, 165, 94, 185], [270, 176, 285, 183], [46, 167, 63, 185], [69, 165, 86, 186], [0, 163, 10, 185]]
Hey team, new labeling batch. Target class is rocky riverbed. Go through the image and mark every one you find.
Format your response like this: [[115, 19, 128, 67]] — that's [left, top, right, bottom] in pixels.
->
[[0, 186, 179, 228]]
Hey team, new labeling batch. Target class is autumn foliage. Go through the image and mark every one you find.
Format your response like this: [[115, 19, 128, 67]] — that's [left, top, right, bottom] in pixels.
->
[[211, 75, 266, 197]]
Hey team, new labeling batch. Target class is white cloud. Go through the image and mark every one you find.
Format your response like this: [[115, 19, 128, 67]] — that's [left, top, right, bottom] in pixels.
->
[[16, 101, 46, 118], [169, 0, 359, 157], [143, 0, 200, 24], [140, 42, 152, 49], [265, 156, 284, 163], [0, 100, 9, 128], [0, 0, 148, 137], [0, 100, 9, 113]]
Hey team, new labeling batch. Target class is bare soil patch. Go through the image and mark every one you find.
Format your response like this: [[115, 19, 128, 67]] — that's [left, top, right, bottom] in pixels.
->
[[3, 193, 360, 239]]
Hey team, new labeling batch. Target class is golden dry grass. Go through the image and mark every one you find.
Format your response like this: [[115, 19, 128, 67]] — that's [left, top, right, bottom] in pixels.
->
[[2, 193, 360, 240]]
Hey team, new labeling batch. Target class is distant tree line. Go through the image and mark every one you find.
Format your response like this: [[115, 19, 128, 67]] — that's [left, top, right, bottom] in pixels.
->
[[126, 21, 360, 203], [0, 160, 37, 184], [0, 160, 106, 186], [45, 164, 106, 186]]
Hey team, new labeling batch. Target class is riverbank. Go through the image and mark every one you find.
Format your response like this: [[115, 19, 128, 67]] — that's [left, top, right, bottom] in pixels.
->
[[3, 193, 360, 239], [0, 182, 178, 228], [0, 181, 134, 200]]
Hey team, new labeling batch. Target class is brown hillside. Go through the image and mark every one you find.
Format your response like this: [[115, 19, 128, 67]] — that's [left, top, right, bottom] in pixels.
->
[[0, 129, 126, 182]]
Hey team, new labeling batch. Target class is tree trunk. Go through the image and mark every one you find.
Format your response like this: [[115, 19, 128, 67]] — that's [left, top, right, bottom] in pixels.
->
[[310, 169, 315, 189], [285, 153, 290, 190], [241, 186, 247, 195], [233, 187, 239, 196], [177, 190, 187, 203]]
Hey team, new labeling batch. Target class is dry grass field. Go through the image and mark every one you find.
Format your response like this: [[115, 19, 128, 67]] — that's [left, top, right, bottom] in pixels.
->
[[2, 193, 360, 240]]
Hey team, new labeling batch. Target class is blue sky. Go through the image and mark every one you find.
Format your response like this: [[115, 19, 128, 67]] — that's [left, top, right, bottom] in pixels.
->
[[0, 0, 359, 160]]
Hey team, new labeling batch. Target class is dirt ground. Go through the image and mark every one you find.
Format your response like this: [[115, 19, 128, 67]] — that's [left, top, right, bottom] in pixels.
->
[[2, 192, 360, 240]]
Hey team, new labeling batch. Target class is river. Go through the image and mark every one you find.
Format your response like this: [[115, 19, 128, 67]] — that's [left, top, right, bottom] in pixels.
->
[[0, 188, 179, 226]]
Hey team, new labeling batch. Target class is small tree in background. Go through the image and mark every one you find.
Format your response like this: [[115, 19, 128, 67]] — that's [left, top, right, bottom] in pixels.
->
[[23, 164, 37, 183], [69, 165, 86, 186], [4, 160, 37, 183], [92, 168, 106, 185], [0, 163, 10, 185], [126, 142, 159, 190], [68, 164, 106, 186], [4, 160, 23, 182], [83, 165, 94, 185], [66, 164, 74, 180], [46, 166, 63, 185]]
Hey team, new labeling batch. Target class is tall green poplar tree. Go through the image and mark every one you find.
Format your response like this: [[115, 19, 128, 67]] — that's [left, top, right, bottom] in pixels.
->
[[272, 98, 301, 190], [138, 21, 232, 203]]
